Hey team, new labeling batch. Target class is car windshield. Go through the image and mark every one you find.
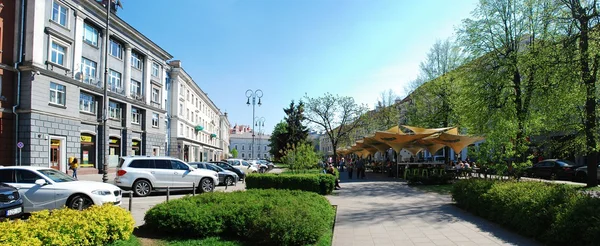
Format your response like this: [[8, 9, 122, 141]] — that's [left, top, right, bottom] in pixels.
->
[[207, 164, 225, 172], [38, 169, 76, 183], [242, 161, 249, 166]]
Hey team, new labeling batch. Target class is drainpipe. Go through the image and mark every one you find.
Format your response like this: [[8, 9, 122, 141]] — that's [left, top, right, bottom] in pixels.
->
[[165, 74, 171, 156], [13, 0, 26, 166]]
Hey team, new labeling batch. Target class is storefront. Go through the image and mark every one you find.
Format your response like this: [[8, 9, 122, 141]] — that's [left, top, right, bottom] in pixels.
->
[[108, 137, 120, 167], [132, 139, 141, 156], [80, 134, 96, 168]]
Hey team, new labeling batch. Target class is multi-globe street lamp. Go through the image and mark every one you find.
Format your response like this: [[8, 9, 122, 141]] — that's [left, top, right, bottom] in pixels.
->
[[255, 117, 265, 159], [246, 89, 263, 159]]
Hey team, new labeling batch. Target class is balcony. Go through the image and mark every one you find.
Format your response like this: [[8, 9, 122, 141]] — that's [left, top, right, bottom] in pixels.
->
[[79, 99, 96, 114], [109, 84, 124, 95], [82, 76, 102, 88], [130, 93, 146, 104]]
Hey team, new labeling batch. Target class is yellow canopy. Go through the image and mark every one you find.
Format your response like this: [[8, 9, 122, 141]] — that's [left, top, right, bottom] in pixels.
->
[[429, 132, 485, 153], [373, 131, 434, 152], [404, 146, 423, 156], [386, 126, 404, 134], [413, 138, 446, 154], [355, 141, 378, 155], [363, 137, 392, 153], [402, 125, 456, 135]]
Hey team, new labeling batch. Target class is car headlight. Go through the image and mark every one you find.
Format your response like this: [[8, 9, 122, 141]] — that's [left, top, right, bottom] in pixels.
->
[[92, 190, 112, 196], [214, 172, 219, 178]]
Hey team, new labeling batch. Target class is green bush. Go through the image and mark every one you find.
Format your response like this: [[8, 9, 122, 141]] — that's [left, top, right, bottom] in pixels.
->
[[144, 189, 335, 246], [246, 173, 336, 195], [0, 204, 135, 246], [452, 179, 600, 245]]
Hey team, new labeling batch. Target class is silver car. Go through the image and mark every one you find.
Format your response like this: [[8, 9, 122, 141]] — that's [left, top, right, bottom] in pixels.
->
[[192, 162, 238, 186]]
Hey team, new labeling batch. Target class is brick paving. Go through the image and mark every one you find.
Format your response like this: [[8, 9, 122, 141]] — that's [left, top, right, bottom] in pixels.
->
[[327, 173, 541, 246]]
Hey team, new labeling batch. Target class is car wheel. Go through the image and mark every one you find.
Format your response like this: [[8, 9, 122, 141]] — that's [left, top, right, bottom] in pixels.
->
[[550, 172, 557, 180], [68, 194, 94, 210], [200, 178, 214, 193], [576, 172, 587, 183], [225, 176, 235, 186], [133, 179, 152, 197]]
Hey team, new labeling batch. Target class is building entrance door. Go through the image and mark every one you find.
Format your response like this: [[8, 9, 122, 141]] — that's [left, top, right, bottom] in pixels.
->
[[50, 143, 60, 171]]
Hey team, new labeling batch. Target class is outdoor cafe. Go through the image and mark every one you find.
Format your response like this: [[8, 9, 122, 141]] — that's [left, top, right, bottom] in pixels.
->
[[335, 125, 485, 179]]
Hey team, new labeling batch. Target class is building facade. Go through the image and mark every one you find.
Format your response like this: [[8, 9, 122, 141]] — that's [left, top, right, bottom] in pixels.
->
[[229, 125, 272, 160], [15, 0, 171, 173], [0, 0, 17, 165], [166, 60, 229, 162]]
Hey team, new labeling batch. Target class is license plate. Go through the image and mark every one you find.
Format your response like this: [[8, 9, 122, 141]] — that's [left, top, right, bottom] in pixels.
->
[[6, 207, 22, 216]]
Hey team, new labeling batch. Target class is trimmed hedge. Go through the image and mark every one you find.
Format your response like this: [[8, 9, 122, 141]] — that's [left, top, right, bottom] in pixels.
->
[[406, 173, 453, 185], [0, 204, 135, 246], [144, 189, 335, 246], [246, 173, 336, 195], [452, 179, 600, 245]]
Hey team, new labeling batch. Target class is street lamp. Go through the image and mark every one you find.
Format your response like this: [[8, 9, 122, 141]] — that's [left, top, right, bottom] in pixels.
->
[[101, 1, 112, 183], [246, 89, 263, 159], [255, 117, 265, 159]]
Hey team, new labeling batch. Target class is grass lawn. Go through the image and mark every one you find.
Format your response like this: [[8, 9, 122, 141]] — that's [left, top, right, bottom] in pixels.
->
[[409, 184, 453, 195]]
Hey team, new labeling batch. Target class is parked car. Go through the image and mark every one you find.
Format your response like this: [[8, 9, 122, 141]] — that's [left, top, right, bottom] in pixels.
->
[[0, 182, 23, 220], [248, 160, 269, 173], [225, 159, 259, 173], [524, 159, 583, 180], [115, 156, 219, 197], [0, 166, 122, 212], [574, 164, 600, 182], [191, 162, 238, 186], [210, 161, 246, 180]]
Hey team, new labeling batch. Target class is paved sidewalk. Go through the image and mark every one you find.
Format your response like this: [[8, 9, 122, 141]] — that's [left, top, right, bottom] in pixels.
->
[[327, 173, 540, 246]]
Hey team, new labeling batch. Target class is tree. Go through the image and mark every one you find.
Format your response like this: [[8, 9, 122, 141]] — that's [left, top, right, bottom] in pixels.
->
[[373, 89, 400, 131], [283, 100, 309, 146], [230, 148, 238, 158], [456, 0, 562, 165], [560, 0, 600, 187], [268, 121, 288, 161], [280, 142, 320, 172], [304, 93, 369, 164]]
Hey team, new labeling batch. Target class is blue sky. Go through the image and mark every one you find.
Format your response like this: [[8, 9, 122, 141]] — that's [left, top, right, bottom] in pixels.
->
[[118, 0, 478, 134]]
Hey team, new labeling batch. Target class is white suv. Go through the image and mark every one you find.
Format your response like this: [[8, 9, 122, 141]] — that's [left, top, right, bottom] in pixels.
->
[[226, 159, 259, 173], [114, 156, 219, 197]]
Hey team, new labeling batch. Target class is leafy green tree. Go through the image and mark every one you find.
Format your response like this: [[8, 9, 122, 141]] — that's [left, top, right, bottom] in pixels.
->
[[283, 100, 309, 147], [280, 142, 320, 172], [230, 148, 238, 158], [269, 121, 288, 161], [304, 93, 369, 164]]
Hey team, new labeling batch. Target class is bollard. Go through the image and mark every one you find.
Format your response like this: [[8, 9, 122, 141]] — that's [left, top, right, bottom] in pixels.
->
[[192, 183, 196, 196], [77, 197, 84, 210], [128, 191, 133, 212], [166, 187, 170, 202]]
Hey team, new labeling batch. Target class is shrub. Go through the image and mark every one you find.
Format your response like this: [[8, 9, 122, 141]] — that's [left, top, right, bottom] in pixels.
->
[[0, 204, 134, 246], [246, 173, 336, 195], [452, 179, 600, 245], [145, 189, 335, 246]]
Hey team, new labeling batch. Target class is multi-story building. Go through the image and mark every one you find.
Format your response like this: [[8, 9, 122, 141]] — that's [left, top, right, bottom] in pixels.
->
[[0, 0, 17, 165], [15, 0, 171, 173], [229, 125, 272, 160], [166, 60, 229, 162], [219, 113, 231, 159]]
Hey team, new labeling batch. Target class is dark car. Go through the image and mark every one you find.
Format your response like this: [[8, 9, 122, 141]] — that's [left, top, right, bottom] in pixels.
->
[[210, 161, 246, 180], [191, 162, 238, 186], [0, 182, 23, 220], [525, 159, 583, 180]]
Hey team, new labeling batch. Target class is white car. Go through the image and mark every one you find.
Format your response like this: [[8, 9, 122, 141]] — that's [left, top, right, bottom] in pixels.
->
[[115, 156, 219, 197], [0, 166, 122, 213], [226, 159, 259, 173]]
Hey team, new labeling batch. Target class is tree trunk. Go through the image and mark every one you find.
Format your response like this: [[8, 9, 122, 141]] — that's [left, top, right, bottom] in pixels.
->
[[579, 20, 599, 187], [513, 69, 526, 165]]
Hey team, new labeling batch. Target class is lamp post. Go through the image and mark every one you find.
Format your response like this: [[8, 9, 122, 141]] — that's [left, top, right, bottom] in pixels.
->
[[101, 1, 112, 183], [255, 117, 265, 159], [246, 89, 263, 159]]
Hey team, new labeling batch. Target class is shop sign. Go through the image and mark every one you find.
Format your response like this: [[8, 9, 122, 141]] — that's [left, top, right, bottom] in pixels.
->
[[81, 136, 93, 143], [110, 138, 119, 144], [132, 141, 139, 146]]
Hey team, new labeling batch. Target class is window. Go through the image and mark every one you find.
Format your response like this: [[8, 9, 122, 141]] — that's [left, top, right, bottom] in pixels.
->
[[109, 39, 122, 58], [83, 23, 98, 46], [179, 123, 183, 136], [129, 160, 153, 169], [179, 84, 184, 95], [187, 109, 190, 120], [109, 101, 122, 119], [242, 153, 245, 158], [130, 79, 141, 97], [152, 113, 159, 127], [51, 1, 68, 27], [179, 103, 183, 115], [50, 41, 66, 66], [187, 90, 190, 101], [49, 82, 66, 106], [242, 145, 245, 150], [131, 51, 142, 69], [152, 88, 160, 102], [108, 70, 122, 91], [235, 145, 238, 150], [264, 146, 267, 151], [79, 92, 95, 114], [171, 161, 189, 170], [15, 170, 42, 184], [131, 107, 141, 124], [81, 57, 97, 83], [152, 63, 160, 77]]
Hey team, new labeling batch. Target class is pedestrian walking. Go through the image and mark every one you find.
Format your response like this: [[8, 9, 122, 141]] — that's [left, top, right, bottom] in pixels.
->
[[348, 160, 354, 179], [69, 157, 79, 180]]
